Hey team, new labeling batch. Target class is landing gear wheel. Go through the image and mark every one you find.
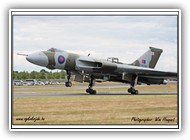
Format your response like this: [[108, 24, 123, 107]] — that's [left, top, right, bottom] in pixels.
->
[[135, 90, 138, 94], [65, 81, 72, 87], [131, 90, 138, 95], [86, 88, 96, 94], [86, 76, 96, 94], [86, 88, 90, 93], [128, 87, 138, 94], [128, 87, 132, 93]]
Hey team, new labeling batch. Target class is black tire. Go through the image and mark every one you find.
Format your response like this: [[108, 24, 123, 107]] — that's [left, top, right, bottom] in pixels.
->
[[131, 91, 136, 95], [86, 88, 90, 93], [92, 90, 96, 94], [65, 82, 72, 87], [131, 90, 138, 95], [128, 88, 132, 93], [135, 90, 139, 94], [89, 89, 96, 94], [68, 82, 72, 87]]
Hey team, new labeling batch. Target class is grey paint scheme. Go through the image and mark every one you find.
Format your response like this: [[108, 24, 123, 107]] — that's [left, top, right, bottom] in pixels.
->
[[65, 53, 79, 70], [131, 47, 163, 68], [43, 51, 56, 69], [27, 47, 177, 85], [43, 49, 79, 70]]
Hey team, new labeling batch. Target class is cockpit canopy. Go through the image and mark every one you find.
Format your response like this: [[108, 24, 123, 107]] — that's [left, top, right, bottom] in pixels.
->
[[47, 48, 63, 52], [107, 57, 123, 64], [107, 57, 119, 63]]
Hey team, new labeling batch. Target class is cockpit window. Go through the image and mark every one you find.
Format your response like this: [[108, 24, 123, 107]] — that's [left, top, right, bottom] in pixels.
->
[[107, 57, 123, 64], [47, 48, 63, 52]]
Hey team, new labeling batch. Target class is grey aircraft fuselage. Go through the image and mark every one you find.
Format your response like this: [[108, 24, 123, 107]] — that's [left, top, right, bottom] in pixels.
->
[[25, 47, 177, 94]]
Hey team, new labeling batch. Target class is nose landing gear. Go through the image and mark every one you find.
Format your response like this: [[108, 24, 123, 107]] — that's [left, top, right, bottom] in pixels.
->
[[65, 70, 72, 87]]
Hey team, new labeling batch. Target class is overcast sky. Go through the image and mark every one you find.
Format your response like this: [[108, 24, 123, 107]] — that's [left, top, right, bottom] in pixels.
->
[[13, 15, 178, 72]]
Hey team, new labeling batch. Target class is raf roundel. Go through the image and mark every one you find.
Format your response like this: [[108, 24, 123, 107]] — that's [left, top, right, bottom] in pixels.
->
[[58, 55, 65, 64]]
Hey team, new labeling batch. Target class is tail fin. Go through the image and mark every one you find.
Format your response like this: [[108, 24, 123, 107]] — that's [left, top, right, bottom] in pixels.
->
[[131, 47, 163, 68]]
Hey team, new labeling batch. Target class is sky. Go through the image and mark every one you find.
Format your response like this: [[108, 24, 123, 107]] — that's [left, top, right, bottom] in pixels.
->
[[13, 15, 178, 72]]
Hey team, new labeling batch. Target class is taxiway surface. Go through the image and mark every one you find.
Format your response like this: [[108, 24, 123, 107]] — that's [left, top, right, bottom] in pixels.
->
[[14, 92, 177, 98]]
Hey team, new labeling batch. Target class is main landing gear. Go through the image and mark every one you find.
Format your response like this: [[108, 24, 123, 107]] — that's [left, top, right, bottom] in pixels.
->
[[128, 87, 139, 94], [127, 75, 139, 94], [65, 70, 72, 87], [86, 77, 96, 94]]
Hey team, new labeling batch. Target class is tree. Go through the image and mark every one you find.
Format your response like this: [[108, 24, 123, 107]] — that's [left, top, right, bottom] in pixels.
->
[[39, 70, 46, 79], [12, 70, 66, 80], [20, 71, 30, 80], [13, 71, 19, 80], [47, 71, 53, 79], [60, 70, 66, 79], [53, 72, 60, 79], [30, 71, 37, 79], [40, 69, 48, 73]]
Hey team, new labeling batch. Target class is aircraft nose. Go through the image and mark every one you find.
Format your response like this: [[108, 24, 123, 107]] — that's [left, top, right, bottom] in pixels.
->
[[26, 52, 48, 67]]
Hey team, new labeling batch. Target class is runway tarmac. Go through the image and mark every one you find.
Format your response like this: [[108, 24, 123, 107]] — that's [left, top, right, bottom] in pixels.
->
[[14, 92, 177, 98]]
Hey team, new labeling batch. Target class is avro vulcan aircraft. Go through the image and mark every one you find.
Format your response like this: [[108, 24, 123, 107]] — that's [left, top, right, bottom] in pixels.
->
[[21, 47, 177, 94]]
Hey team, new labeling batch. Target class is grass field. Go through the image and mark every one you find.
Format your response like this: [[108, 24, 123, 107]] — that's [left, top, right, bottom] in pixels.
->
[[12, 83, 178, 125]]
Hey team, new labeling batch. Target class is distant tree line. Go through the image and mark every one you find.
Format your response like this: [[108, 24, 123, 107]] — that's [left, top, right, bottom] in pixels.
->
[[13, 69, 66, 81]]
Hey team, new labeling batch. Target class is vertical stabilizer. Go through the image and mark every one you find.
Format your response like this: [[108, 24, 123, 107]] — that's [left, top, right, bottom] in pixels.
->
[[131, 47, 163, 68]]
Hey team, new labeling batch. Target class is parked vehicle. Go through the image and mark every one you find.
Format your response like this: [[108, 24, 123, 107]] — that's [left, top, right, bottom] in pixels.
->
[[38, 81, 45, 85], [45, 81, 50, 85], [25, 79, 38, 85], [13, 80, 23, 86]]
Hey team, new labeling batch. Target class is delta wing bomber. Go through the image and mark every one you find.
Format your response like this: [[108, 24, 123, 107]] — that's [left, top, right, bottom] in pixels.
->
[[22, 47, 177, 94]]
